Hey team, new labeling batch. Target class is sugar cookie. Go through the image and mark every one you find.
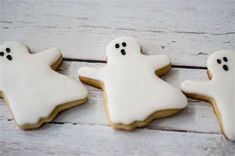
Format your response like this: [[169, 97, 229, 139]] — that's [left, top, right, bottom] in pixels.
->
[[181, 50, 235, 140], [78, 36, 188, 130], [0, 41, 88, 130]]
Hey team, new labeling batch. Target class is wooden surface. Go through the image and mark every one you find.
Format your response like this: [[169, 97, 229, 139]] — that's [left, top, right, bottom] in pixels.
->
[[0, 0, 235, 155]]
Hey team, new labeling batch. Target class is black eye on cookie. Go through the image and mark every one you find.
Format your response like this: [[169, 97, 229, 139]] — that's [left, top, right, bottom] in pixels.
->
[[115, 43, 120, 49], [217, 56, 228, 71], [0, 51, 4, 56], [115, 42, 127, 49], [6, 48, 11, 53], [217, 59, 221, 64], [115, 42, 127, 55], [122, 42, 126, 47], [223, 57, 228, 62]]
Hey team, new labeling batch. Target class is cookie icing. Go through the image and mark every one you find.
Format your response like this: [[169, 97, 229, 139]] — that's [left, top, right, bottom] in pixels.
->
[[78, 36, 187, 126], [181, 50, 235, 140], [0, 41, 88, 128]]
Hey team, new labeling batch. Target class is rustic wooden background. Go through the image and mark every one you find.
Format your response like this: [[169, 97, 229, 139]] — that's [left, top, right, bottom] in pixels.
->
[[0, 0, 235, 155]]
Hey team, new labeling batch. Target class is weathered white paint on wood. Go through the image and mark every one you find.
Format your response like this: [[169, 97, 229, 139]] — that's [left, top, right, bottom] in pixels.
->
[[1, 0, 234, 155], [0, 0, 234, 66], [0, 61, 220, 134], [1, 119, 235, 156]]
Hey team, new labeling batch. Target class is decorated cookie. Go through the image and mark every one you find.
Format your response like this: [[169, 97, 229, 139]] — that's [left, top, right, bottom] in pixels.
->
[[181, 50, 235, 140], [78, 36, 188, 130], [0, 41, 88, 130]]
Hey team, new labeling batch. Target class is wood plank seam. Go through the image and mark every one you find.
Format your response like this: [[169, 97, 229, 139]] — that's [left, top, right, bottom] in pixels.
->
[[63, 58, 208, 70], [3, 117, 221, 135], [2, 20, 234, 36], [78, 25, 235, 35]]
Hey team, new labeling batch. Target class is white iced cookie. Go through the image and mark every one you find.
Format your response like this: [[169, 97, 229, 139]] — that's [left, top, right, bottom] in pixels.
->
[[181, 50, 235, 140], [0, 41, 88, 130], [78, 36, 188, 130]]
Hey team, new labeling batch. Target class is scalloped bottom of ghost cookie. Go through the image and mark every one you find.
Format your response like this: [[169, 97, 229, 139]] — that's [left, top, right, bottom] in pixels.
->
[[0, 89, 88, 130], [109, 110, 181, 130], [102, 90, 183, 130], [79, 64, 185, 130], [107, 107, 182, 131], [19, 98, 88, 130]]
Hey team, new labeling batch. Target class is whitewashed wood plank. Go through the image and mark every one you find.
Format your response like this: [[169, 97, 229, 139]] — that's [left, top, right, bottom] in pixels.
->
[[0, 61, 220, 133], [1, 0, 234, 33], [1, 119, 235, 156], [0, 0, 234, 66]]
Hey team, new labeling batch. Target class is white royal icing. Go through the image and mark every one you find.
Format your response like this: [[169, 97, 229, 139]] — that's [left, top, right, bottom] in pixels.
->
[[0, 41, 88, 126], [181, 50, 235, 140], [78, 36, 187, 125]]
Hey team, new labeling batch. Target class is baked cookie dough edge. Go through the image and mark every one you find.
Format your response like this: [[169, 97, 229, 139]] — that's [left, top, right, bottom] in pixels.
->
[[79, 64, 186, 130], [1, 54, 88, 130], [182, 69, 227, 139]]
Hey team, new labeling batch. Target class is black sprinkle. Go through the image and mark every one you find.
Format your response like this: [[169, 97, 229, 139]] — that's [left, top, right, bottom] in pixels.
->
[[0, 52, 4, 56], [6, 55, 12, 61], [223, 65, 229, 71], [223, 57, 228, 62], [122, 42, 126, 47], [6, 48, 11, 53], [115, 43, 120, 48], [217, 59, 221, 64]]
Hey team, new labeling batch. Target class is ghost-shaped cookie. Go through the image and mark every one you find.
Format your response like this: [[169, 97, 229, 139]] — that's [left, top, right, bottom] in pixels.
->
[[78, 36, 188, 130], [0, 41, 88, 130], [181, 50, 235, 140]]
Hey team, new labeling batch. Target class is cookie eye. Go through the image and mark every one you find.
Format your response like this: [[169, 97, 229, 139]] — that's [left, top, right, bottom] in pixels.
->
[[223, 65, 229, 71], [223, 57, 228, 62], [217, 59, 221, 64], [0, 52, 4, 56], [6, 48, 11, 53], [122, 42, 126, 47], [115, 44, 120, 48]]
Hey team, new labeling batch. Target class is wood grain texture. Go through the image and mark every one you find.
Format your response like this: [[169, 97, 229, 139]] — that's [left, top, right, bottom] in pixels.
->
[[0, 0, 234, 66], [1, 119, 235, 156], [1, 0, 235, 155]]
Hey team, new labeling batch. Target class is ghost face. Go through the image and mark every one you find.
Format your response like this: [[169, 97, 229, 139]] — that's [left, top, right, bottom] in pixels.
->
[[0, 45, 13, 61], [106, 36, 141, 62], [207, 50, 234, 79], [114, 41, 127, 56], [0, 41, 29, 63]]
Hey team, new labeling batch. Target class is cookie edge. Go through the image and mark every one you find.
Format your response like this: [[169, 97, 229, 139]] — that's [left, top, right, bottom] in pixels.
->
[[181, 69, 228, 139], [0, 55, 88, 130], [79, 64, 185, 130]]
